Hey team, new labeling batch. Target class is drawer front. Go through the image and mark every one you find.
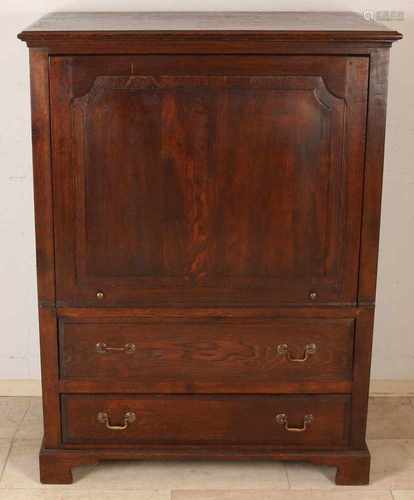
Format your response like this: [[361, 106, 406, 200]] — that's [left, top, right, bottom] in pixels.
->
[[59, 317, 355, 391], [61, 394, 350, 447]]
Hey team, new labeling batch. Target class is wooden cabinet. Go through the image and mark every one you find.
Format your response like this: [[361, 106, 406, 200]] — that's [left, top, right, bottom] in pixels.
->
[[18, 11, 401, 485]]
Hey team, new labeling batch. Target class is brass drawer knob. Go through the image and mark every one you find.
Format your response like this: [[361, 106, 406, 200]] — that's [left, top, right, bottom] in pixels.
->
[[277, 343, 317, 362], [96, 342, 136, 354], [275, 413, 313, 432], [97, 411, 136, 431], [96, 291, 104, 300], [309, 291, 317, 300]]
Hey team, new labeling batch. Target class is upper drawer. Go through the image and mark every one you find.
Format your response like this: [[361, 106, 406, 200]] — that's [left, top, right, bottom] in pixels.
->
[[59, 314, 354, 393], [50, 55, 368, 307]]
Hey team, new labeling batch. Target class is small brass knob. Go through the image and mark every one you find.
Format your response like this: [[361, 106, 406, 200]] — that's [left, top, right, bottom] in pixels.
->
[[309, 291, 317, 301], [96, 291, 104, 300]]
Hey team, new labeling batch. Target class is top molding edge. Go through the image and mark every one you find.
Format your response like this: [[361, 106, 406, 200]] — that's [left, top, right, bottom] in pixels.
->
[[17, 12, 403, 47], [17, 30, 403, 51]]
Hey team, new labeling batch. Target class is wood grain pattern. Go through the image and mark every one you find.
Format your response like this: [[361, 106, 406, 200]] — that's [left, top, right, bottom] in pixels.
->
[[50, 55, 368, 307], [350, 308, 375, 447], [29, 49, 55, 307], [58, 379, 352, 395], [18, 11, 399, 33], [18, 12, 402, 50], [57, 306, 361, 319], [59, 317, 354, 388], [61, 394, 351, 447], [38, 308, 60, 448], [358, 48, 390, 305]]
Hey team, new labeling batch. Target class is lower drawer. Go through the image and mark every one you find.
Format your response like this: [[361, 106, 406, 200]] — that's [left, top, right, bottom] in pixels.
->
[[61, 394, 350, 448]]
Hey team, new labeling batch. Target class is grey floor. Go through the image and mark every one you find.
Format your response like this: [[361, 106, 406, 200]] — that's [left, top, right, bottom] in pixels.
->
[[0, 397, 414, 499]]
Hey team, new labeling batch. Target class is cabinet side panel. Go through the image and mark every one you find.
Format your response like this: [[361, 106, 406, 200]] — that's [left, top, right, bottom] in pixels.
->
[[29, 48, 55, 306], [351, 307, 374, 448], [29, 49, 60, 447], [38, 307, 61, 447], [358, 48, 390, 305]]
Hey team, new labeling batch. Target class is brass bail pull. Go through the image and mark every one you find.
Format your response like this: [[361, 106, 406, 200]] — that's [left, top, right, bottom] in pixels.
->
[[276, 343, 316, 362], [275, 413, 313, 432], [97, 411, 136, 431], [96, 342, 136, 354]]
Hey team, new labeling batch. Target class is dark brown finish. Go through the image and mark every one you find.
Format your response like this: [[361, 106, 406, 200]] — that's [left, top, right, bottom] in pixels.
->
[[19, 11, 401, 486], [58, 306, 361, 319], [17, 11, 400, 33], [351, 308, 375, 447], [39, 440, 97, 484], [358, 48, 391, 304], [17, 13, 402, 56], [58, 379, 352, 395], [38, 308, 60, 448], [49, 54, 368, 307], [29, 48, 61, 448], [39, 441, 370, 485], [62, 394, 350, 447], [18, 12, 402, 48], [59, 316, 354, 388], [29, 49, 55, 307], [335, 450, 371, 485], [57, 307, 355, 394]]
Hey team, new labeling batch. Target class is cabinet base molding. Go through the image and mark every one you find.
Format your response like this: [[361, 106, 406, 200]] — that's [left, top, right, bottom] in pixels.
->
[[39, 441, 370, 486]]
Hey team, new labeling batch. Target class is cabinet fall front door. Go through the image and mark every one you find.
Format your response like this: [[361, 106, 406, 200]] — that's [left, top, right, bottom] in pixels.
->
[[50, 55, 368, 307]]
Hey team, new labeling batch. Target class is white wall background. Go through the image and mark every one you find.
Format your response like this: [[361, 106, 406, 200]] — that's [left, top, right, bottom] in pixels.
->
[[1, 0, 413, 382]]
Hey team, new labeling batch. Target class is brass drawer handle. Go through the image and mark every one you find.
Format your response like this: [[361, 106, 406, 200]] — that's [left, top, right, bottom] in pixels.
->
[[276, 343, 316, 362], [96, 342, 136, 354], [275, 413, 313, 432], [97, 411, 136, 430]]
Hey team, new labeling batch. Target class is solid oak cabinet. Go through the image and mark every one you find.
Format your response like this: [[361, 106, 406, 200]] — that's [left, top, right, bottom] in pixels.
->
[[18, 12, 401, 485]]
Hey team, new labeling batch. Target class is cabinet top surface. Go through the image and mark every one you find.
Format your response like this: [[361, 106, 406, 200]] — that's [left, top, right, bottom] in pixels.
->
[[18, 11, 402, 45]]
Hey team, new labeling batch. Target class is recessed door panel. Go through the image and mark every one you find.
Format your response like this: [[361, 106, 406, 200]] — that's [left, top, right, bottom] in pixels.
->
[[50, 55, 368, 306]]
